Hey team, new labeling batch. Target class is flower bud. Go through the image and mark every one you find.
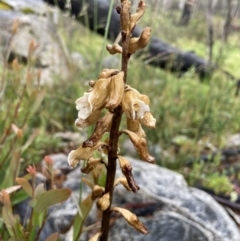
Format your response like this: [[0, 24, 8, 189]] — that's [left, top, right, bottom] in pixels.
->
[[97, 193, 110, 211], [130, 0, 146, 30], [128, 27, 151, 54], [112, 207, 148, 234], [120, 0, 131, 34], [106, 44, 122, 55]]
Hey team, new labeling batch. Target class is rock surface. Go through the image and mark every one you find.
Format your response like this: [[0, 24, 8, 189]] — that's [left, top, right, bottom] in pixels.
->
[[38, 154, 240, 241], [0, 0, 86, 84]]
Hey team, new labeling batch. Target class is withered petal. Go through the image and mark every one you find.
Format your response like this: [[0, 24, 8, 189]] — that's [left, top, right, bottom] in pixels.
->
[[121, 129, 155, 163], [105, 71, 125, 111], [112, 207, 148, 234], [83, 112, 113, 147]]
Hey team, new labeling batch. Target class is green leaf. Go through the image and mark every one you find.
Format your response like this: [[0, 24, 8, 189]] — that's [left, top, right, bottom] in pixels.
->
[[73, 193, 93, 240], [21, 129, 39, 154], [0, 2, 13, 10], [35, 188, 71, 213], [45, 232, 59, 241], [29, 89, 45, 115], [16, 177, 33, 197], [34, 183, 46, 198], [11, 189, 29, 206]]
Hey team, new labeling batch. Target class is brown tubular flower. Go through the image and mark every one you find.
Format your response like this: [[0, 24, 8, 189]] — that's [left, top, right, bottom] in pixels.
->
[[130, 0, 146, 30], [89, 77, 111, 110], [68, 143, 102, 167], [105, 71, 125, 111], [127, 117, 146, 138], [120, 129, 155, 164], [112, 207, 148, 234], [83, 112, 114, 148], [122, 87, 150, 120], [120, 0, 131, 35], [106, 44, 122, 55], [139, 112, 156, 128], [118, 155, 140, 193], [128, 27, 151, 54]]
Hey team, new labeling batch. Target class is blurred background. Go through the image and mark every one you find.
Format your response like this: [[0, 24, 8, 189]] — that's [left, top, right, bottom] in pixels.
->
[[1, 0, 240, 240]]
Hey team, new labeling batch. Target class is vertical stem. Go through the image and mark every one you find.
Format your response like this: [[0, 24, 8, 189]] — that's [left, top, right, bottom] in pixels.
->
[[100, 106, 122, 241], [100, 12, 132, 241]]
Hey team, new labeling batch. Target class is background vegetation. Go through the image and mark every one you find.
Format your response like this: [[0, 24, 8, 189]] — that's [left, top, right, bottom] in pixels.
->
[[1, 0, 240, 239]]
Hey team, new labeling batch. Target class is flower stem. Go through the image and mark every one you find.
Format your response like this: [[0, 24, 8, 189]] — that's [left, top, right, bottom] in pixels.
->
[[99, 106, 122, 241], [100, 3, 132, 239]]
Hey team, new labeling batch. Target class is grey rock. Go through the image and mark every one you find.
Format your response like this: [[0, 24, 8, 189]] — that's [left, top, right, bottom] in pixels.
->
[[110, 157, 240, 241], [0, 0, 86, 85], [37, 154, 240, 241], [46, 153, 72, 171], [109, 211, 213, 241]]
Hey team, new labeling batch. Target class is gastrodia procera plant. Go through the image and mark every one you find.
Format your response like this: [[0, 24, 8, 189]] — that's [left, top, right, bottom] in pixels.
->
[[68, 0, 156, 240]]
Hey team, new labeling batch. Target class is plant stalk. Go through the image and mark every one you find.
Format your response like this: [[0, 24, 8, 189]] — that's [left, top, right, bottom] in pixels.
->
[[100, 14, 132, 241]]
